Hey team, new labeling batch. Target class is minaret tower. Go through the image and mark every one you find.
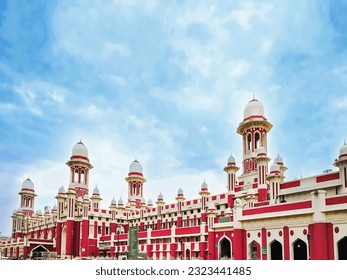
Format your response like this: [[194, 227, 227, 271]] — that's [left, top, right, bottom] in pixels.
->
[[223, 154, 240, 193], [237, 98, 272, 177], [125, 159, 146, 208], [18, 178, 37, 217], [66, 141, 93, 198], [267, 162, 284, 204], [254, 146, 271, 202]]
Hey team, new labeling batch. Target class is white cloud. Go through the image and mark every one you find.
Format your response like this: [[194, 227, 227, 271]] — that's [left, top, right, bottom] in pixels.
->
[[0, 103, 18, 112], [231, 2, 272, 31]]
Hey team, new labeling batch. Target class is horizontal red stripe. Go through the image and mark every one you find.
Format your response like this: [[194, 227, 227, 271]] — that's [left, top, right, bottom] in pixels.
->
[[326, 195, 347, 205], [243, 115, 265, 122], [243, 201, 312, 216], [128, 172, 143, 176], [70, 155, 89, 162], [280, 180, 301, 189], [316, 172, 339, 183]]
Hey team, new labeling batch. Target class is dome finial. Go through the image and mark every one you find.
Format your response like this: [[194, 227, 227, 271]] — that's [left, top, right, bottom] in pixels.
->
[[344, 138, 346, 146], [252, 91, 255, 100]]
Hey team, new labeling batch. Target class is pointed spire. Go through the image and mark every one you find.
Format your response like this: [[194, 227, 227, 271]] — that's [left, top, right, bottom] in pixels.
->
[[344, 138, 346, 146], [252, 91, 255, 100]]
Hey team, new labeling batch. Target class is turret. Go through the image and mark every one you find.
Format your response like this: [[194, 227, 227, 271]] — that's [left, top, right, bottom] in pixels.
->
[[267, 162, 284, 204], [66, 141, 93, 198], [237, 98, 273, 175], [223, 154, 240, 193], [90, 185, 102, 210], [125, 159, 146, 208], [254, 146, 271, 202], [18, 178, 37, 217]]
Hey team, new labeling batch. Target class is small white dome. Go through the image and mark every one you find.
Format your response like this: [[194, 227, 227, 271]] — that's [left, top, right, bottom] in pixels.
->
[[201, 180, 208, 190], [129, 160, 143, 175], [225, 207, 232, 215], [243, 99, 265, 120], [141, 197, 146, 204], [52, 205, 57, 211], [118, 198, 124, 205], [129, 196, 135, 202], [177, 188, 184, 196], [148, 199, 153, 205], [72, 141, 88, 158], [228, 154, 236, 165], [270, 162, 280, 173], [93, 186, 100, 195], [58, 186, 65, 194], [339, 143, 347, 158], [256, 146, 266, 156], [274, 153, 283, 164], [111, 197, 117, 205], [36, 209, 42, 216], [44, 206, 50, 213], [208, 202, 216, 211], [234, 198, 242, 206], [158, 192, 163, 200], [22, 178, 34, 191]]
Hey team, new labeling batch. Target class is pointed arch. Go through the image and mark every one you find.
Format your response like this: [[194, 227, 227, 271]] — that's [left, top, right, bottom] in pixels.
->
[[61, 226, 67, 257], [270, 240, 283, 260], [249, 240, 260, 260], [338, 236, 347, 260], [218, 236, 232, 260], [293, 238, 307, 260]]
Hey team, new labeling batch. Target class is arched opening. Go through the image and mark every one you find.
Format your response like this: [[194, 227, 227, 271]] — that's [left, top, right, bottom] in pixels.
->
[[293, 239, 307, 260], [249, 240, 260, 260], [61, 227, 67, 257], [30, 245, 49, 260], [270, 240, 283, 260], [338, 236, 347, 260], [247, 133, 252, 151], [133, 183, 136, 196], [81, 170, 85, 184], [185, 249, 190, 260], [74, 168, 79, 183], [255, 132, 260, 149], [219, 237, 231, 260]]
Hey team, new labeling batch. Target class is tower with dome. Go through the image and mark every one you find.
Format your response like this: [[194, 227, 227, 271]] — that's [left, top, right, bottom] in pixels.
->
[[2, 98, 347, 260]]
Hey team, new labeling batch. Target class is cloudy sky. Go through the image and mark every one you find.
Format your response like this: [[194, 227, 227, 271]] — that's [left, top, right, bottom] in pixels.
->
[[1, 0, 347, 235]]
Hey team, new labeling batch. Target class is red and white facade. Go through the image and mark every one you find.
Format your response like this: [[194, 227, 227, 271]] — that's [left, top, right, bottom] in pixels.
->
[[1, 98, 347, 260]]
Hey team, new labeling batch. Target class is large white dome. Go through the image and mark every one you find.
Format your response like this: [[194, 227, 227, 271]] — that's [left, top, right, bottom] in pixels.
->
[[339, 143, 347, 158], [129, 160, 143, 175], [72, 141, 88, 158], [243, 99, 265, 120], [22, 178, 34, 191]]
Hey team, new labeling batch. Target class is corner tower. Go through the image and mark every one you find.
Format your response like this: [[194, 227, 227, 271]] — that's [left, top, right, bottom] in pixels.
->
[[66, 141, 93, 198], [237, 98, 272, 176]]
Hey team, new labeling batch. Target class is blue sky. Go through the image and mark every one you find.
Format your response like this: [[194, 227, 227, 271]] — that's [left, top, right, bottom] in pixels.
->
[[1, 0, 347, 235]]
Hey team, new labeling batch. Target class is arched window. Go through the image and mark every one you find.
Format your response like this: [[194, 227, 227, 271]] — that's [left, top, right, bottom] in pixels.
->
[[133, 183, 136, 195], [81, 170, 85, 184], [247, 133, 252, 151], [74, 168, 79, 183], [255, 132, 260, 149]]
